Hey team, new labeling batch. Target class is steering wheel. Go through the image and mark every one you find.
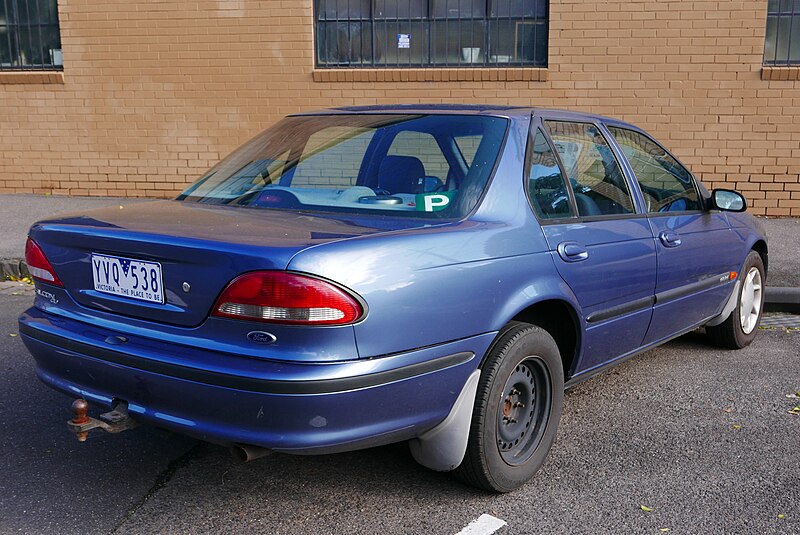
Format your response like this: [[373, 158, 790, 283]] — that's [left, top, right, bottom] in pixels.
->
[[250, 188, 301, 208]]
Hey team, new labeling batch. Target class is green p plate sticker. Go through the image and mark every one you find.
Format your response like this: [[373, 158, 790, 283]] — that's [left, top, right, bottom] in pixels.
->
[[416, 191, 456, 212]]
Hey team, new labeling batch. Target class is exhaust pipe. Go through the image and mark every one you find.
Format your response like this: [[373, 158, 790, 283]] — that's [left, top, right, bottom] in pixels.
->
[[230, 443, 274, 462]]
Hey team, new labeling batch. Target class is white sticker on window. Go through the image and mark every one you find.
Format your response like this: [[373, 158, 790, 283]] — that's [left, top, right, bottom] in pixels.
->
[[416, 193, 453, 212]]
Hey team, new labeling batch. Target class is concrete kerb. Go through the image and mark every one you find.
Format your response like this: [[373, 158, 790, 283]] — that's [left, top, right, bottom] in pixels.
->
[[3, 258, 799, 313], [765, 287, 800, 313]]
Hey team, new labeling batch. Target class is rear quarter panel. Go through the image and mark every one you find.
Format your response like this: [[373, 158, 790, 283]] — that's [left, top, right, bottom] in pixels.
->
[[288, 117, 583, 359], [288, 222, 575, 358]]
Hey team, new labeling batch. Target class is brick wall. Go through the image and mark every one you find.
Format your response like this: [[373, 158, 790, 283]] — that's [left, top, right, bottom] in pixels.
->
[[1, 0, 798, 216]]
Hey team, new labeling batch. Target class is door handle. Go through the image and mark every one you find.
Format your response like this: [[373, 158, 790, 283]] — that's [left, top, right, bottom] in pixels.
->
[[659, 231, 682, 248], [557, 241, 589, 262]]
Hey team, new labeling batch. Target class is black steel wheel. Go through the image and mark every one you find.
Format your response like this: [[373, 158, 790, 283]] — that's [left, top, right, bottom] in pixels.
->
[[454, 322, 564, 493]]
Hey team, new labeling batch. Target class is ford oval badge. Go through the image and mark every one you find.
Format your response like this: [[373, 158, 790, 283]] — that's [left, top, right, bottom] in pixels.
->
[[247, 331, 277, 344]]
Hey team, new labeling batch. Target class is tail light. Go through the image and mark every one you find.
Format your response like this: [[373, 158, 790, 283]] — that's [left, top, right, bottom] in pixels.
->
[[212, 271, 363, 325], [25, 238, 62, 286]]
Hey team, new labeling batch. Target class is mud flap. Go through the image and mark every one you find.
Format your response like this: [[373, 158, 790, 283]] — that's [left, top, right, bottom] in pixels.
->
[[408, 369, 480, 472]]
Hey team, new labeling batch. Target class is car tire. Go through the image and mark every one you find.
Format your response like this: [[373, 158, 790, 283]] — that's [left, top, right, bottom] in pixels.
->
[[706, 250, 765, 349], [453, 322, 564, 493]]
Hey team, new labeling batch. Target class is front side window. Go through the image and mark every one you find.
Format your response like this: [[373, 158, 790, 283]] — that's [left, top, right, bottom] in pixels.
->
[[0, 0, 62, 70], [315, 0, 548, 68], [607, 126, 701, 213], [178, 114, 508, 220], [544, 121, 634, 217], [764, 0, 800, 65]]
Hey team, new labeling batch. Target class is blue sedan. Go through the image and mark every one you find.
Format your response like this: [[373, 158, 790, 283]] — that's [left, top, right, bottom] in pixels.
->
[[19, 106, 767, 492]]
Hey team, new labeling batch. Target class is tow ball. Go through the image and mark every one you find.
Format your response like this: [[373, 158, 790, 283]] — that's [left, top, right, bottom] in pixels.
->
[[67, 399, 139, 441]]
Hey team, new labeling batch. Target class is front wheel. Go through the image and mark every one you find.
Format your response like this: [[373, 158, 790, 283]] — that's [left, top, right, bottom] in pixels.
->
[[454, 322, 564, 493], [706, 250, 765, 349]]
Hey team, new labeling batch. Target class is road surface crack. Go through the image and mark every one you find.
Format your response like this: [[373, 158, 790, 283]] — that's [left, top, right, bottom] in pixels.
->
[[108, 442, 207, 534]]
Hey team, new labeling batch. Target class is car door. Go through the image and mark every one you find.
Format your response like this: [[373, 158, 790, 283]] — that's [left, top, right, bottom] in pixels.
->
[[529, 116, 657, 374], [605, 125, 742, 344]]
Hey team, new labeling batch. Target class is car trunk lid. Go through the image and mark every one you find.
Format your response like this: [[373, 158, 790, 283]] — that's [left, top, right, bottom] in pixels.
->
[[29, 200, 417, 327]]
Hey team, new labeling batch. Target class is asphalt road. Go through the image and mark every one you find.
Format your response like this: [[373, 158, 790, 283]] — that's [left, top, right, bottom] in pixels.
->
[[2, 288, 798, 535]]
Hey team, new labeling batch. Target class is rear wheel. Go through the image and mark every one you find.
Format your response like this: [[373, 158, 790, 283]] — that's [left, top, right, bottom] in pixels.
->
[[454, 322, 564, 493], [706, 250, 765, 349]]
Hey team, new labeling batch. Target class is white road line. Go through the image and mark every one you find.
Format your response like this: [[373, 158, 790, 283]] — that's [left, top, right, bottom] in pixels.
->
[[455, 514, 507, 535]]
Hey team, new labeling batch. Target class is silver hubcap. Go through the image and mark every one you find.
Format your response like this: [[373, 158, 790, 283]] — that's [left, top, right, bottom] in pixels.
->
[[739, 267, 762, 335]]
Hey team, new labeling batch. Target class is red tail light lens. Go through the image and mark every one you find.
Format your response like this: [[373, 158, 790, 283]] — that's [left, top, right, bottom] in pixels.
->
[[25, 238, 62, 286], [212, 271, 363, 325]]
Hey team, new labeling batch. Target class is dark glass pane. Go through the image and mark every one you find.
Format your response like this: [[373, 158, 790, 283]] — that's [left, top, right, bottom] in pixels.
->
[[42, 23, 61, 63], [765, 15, 778, 63], [36, 0, 59, 23], [313, 0, 550, 69], [488, 19, 545, 65], [317, 0, 371, 20], [0, 29, 11, 67], [373, 0, 427, 20], [776, 15, 791, 62], [779, 0, 793, 12], [432, 0, 486, 19], [790, 15, 800, 63], [374, 21, 429, 65], [25, 24, 45, 65], [768, 0, 779, 12], [515, 19, 546, 65], [491, 0, 547, 18], [430, 20, 485, 65], [487, 19, 514, 63], [0, 0, 61, 69], [317, 21, 373, 65]]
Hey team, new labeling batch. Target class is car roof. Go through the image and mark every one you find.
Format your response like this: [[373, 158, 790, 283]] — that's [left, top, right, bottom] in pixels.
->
[[290, 104, 639, 129]]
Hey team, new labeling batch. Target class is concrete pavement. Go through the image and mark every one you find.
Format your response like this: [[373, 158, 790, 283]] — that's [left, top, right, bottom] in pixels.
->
[[0, 193, 797, 308]]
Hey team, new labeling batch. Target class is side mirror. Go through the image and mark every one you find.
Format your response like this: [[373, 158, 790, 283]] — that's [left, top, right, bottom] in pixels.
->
[[710, 189, 747, 212]]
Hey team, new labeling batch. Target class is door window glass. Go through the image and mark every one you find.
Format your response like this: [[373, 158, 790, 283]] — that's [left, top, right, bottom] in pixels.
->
[[607, 126, 701, 213], [527, 128, 574, 220], [544, 121, 634, 216]]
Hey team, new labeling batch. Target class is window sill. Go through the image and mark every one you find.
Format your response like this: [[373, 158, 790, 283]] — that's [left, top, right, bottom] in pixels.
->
[[312, 68, 548, 83], [0, 71, 64, 84], [761, 67, 800, 81]]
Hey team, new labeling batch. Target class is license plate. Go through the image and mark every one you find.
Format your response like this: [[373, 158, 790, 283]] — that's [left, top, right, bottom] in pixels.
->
[[91, 253, 165, 304]]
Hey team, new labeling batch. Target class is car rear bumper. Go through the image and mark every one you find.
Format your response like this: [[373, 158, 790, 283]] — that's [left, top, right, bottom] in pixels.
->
[[19, 307, 492, 454]]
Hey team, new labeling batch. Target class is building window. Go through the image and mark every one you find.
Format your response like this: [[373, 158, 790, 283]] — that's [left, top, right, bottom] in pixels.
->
[[0, 0, 62, 71], [315, 0, 548, 68], [764, 0, 800, 65]]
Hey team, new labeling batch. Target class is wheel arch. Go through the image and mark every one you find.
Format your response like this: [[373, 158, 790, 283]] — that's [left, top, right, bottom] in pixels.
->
[[481, 298, 582, 381], [751, 239, 768, 277]]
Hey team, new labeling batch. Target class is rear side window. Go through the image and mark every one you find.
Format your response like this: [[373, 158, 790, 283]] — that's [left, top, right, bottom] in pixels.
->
[[607, 126, 701, 213], [545, 121, 634, 216], [527, 128, 574, 220]]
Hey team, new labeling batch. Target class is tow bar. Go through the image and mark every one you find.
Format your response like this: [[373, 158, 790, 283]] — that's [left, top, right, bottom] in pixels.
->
[[67, 399, 139, 441]]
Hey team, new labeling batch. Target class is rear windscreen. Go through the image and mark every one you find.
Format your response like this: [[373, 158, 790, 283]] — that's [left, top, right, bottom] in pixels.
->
[[178, 114, 508, 219]]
